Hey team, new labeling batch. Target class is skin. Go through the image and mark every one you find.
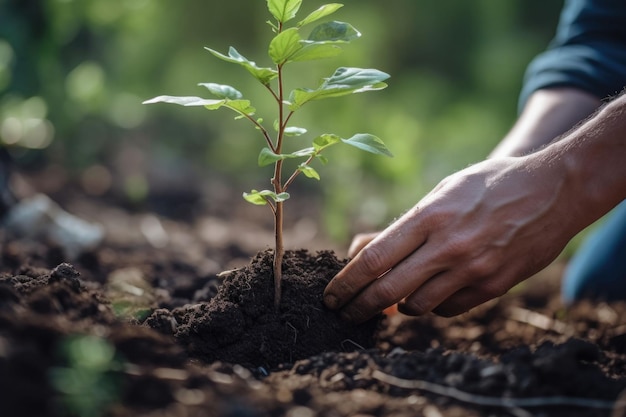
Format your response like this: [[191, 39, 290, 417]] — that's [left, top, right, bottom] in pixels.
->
[[324, 88, 626, 323]]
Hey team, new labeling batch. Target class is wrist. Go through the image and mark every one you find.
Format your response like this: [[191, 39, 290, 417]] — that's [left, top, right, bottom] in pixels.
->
[[546, 94, 626, 229]]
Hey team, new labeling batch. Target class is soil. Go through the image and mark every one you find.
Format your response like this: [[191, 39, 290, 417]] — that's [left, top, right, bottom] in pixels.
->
[[1, 186, 626, 417]]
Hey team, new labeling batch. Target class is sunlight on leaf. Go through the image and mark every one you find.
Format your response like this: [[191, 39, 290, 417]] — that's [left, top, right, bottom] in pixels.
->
[[258, 147, 283, 167], [267, 0, 302, 23], [243, 189, 290, 205], [298, 164, 321, 180], [289, 43, 343, 63], [142, 95, 224, 107], [284, 126, 307, 136], [224, 100, 256, 116], [288, 67, 389, 110], [205, 47, 278, 85], [269, 27, 303, 64], [243, 190, 269, 205], [297, 3, 344, 27], [308, 21, 360, 42], [198, 83, 243, 100], [342, 133, 393, 157]]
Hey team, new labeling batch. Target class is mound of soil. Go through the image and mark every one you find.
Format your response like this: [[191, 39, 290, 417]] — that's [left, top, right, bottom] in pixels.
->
[[150, 249, 382, 369], [1, 192, 626, 417]]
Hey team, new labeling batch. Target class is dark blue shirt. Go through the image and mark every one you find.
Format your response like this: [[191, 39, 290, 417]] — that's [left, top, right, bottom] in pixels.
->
[[519, 0, 626, 110]]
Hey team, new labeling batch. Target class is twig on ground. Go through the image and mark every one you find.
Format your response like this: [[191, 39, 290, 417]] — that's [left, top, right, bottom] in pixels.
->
[[372, 370, 623, 410], [508, 306, 572, 334]]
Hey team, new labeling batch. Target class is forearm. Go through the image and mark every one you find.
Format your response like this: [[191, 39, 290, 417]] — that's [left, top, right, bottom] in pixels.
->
[[489, 88, 602, 158], [534, 92, 626, 232]]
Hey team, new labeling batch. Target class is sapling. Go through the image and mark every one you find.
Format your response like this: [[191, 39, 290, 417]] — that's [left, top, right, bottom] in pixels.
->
[[144, 0, 392, 310]]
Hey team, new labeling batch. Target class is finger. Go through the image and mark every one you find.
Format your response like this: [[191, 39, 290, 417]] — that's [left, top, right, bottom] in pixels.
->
[[324, 210, 428, 310], [397, 270, 467, 317], [348, 232, 379, 258], [431, 262, 533, 317], [337, 246, 448, 323], [431, 287, 498, 317], [400, 271, 507, 317]]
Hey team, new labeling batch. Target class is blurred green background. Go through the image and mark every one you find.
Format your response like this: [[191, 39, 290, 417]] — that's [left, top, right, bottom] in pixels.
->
[[0, 0, 564, 243]]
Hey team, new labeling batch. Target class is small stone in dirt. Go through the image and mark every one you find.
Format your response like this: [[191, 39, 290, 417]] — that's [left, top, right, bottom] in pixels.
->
[[49, 263, 82, 292]]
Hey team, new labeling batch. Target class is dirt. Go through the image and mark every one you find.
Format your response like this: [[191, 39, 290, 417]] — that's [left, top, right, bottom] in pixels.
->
[[1, 189, 626, 417]]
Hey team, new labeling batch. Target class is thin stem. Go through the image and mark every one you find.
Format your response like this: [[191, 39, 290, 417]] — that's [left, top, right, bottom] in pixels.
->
[[264, 83, 280, 104], [273, 200, 284, 311], [283, 153, 316, 191], [271, 55, 286, 311], [265, 197, 276, 215], [281, 110, 295, 131], [243, 113, 276, 153]]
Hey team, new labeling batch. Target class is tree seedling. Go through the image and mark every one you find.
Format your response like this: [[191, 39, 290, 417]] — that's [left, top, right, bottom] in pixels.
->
[[144, 0, 392, 310]]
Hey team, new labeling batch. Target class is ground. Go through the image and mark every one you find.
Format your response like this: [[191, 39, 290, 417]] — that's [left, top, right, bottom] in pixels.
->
[[1, 179, 626, 417]]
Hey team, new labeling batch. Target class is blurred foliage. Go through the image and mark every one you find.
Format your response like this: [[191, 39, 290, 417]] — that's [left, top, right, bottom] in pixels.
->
[[0, 0, 564, 241], [50, 335, 122, 417]]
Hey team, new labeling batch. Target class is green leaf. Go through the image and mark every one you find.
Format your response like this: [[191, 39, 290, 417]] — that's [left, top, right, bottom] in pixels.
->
[[290, 147, 316, 157], [317, 154, 329, 165], [267, 0, 302, 23], [243, 189, 290, 205], [243, 190, 269, 205], [284, 126, 307, 136], [198, 83, 243, 100], [269, 28, 303, 64], [298, 164, 320, 180], [266, 20, 279, 32], [341, 133, 393, 157], [323, 67, 390, 89], [312, 133, 341, 151], [272, 119, 307, 136], [258, 147, 283, 167], [289, 43, 343, 63], [259, 146, 316, 166], [205, 47, 278, 85], [297, 3, 343, 27], [308, 21, 360, 42], [143, 95, 225, 107], [288, 67, 389, 110], [142, 95, 255, 118], [224, 99, 256, 116]]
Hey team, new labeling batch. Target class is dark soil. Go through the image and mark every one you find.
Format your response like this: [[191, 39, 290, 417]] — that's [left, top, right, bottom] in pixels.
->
[[152, 249, 382, 370], [1, 189, 626, 417]]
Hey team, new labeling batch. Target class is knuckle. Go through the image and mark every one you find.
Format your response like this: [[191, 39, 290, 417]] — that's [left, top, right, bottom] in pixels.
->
[[356, 246, 389, 276], [476, 280, 507, 299], [375, 279, 400, 306], [465, 257, 497, 278]]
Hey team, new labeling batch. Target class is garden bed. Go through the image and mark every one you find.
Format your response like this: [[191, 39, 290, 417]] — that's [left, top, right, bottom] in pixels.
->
[[1, 188, 626, 417]]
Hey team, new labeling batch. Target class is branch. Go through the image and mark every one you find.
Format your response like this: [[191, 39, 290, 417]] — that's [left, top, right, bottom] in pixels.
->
[[242, 113, 276, 153], [283, 154, 316, 191], [264, 83, 280, 104]]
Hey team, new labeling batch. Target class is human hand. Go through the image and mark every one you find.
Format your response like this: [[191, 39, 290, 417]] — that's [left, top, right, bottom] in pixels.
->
[[347, 231, 379, 258], [324, 156, 580, 322]]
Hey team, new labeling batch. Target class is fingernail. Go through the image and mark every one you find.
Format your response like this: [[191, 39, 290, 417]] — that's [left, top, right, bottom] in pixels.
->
[[324, 293, 338, 310]]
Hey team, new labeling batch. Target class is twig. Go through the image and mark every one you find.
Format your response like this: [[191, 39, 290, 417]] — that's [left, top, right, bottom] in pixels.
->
[[372, 370, 623, 410], [286, 322, 297, 344], [508, 306, 572, 334], [341, 339, 365, 351]]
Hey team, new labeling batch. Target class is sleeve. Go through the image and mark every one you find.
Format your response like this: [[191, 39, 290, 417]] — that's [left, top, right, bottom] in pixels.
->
[[519, 0, 626, 111]]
